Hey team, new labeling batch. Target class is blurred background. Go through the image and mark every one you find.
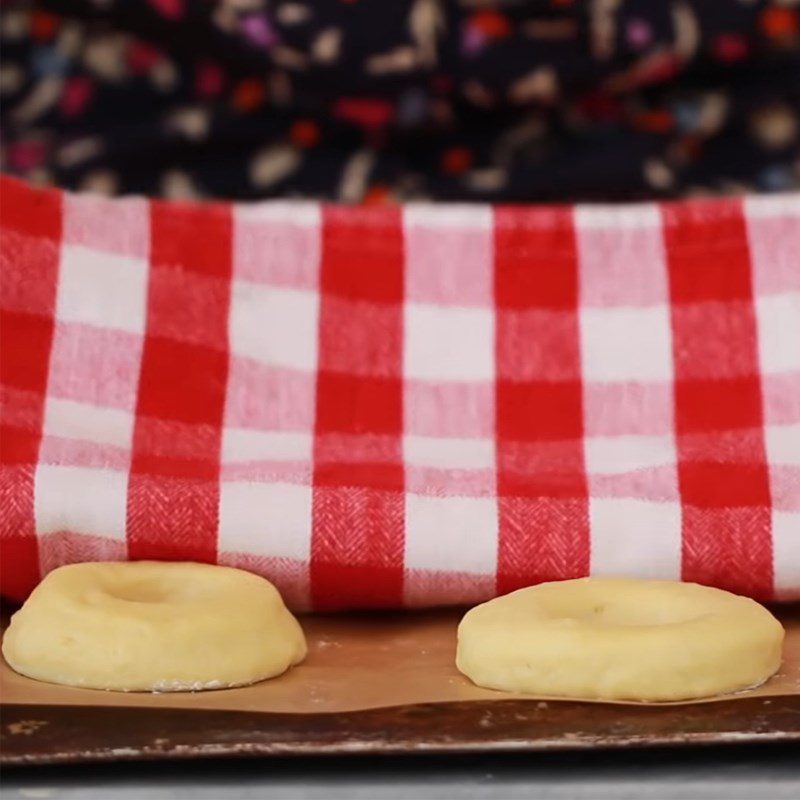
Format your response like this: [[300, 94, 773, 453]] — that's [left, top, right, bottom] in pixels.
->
[[2, 0, 799, 204]]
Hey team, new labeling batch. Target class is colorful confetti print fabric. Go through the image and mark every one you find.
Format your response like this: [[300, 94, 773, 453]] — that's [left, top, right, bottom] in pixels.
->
[[1, 0, 799, 202]]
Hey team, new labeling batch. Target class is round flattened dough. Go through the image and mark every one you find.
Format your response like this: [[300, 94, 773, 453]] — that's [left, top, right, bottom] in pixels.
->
[[2, 561, 307, 692], [456, 578, 784, 702]]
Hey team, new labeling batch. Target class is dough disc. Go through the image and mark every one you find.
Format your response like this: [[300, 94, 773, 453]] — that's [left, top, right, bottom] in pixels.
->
[[2, 561, 307, 692], [456, 578, 784, 702]]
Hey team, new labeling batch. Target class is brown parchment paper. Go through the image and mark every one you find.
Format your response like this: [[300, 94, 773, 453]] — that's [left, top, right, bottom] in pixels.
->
[[2, 607, 799, 712]]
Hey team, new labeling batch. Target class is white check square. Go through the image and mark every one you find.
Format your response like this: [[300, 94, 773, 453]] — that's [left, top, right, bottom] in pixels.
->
[[404, 493, 497, 574], [229, 282, 319, 371], [43, 398, 134, 449], [590, 497, 681, 579], [35, 465, 129, 541], [756, 292, 800, 375], [222, 428, 312, 463], [403, 435, 495, 469], [581, 305, 673, 382], [57, 244, 148, 333], [585, 434, 677, 475], [218, 481, 312, 561], [765, 423, 800, 466], [773, 511, 800, 597], [404, 303, 494, 381]]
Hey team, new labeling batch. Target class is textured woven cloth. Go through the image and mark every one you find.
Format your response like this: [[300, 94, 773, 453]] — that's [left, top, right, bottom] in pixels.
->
[[1, 175, 798, 609]]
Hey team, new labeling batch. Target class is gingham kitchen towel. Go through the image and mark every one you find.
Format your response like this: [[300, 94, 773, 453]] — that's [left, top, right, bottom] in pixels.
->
[[1, 176, 798, 609]]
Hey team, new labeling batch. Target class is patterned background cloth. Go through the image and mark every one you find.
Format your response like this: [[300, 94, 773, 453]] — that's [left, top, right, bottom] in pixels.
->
[[1, 0, 800, 202], [1, 175, 798, 609]]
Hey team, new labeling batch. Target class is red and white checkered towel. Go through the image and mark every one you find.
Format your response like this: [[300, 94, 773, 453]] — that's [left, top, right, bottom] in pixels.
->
[[1, 176, 798, 609]]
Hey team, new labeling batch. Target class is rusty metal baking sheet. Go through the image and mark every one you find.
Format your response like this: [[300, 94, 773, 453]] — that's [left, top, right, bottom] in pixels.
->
[[3, 606, 799, 764]]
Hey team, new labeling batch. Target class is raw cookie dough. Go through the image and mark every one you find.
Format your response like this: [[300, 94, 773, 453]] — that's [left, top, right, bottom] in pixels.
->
[[456, 577, 784, 702], [2, 561, 307, 692]]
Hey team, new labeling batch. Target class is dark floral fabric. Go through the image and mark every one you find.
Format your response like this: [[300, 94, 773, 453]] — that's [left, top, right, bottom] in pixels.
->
[[1, 0, 799, 202]]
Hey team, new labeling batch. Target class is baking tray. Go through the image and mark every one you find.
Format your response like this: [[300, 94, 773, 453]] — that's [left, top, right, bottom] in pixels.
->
[[3, 606, 800, 765]]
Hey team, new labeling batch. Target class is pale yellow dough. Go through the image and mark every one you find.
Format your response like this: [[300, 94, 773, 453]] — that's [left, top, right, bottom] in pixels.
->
[[456, 578, 784, 702], [2, 561, 307, 692]]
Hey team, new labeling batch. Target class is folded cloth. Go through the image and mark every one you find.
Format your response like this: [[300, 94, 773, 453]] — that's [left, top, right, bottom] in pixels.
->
[[1, 175, 798, 609]]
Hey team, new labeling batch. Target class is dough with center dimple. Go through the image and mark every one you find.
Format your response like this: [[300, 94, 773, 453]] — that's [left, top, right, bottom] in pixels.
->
[[456, 578, 784, 702], [2, 561, 307, 692]]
